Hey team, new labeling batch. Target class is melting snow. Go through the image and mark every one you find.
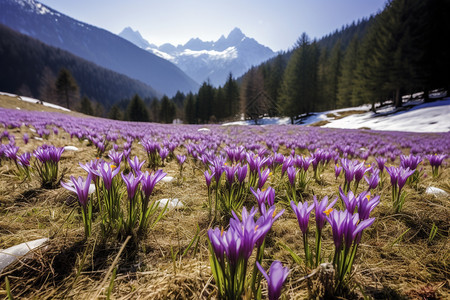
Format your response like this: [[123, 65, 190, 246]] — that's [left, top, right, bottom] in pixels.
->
[[0, 238, 48, 273], [222, 98, 449, 133], [161, 176, 174, 183], [0, 92, 70, 112], [157, 198, 184, 210], [425, 186, 449, 197]]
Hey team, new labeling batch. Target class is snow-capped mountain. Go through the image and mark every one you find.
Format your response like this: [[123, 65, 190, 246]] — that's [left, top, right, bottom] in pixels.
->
[[119, 27, 276, 86], [0, 0, 199, 96]]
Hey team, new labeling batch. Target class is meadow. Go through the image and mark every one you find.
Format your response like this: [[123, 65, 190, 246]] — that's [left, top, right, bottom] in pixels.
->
[[0, 96, 448, 299]]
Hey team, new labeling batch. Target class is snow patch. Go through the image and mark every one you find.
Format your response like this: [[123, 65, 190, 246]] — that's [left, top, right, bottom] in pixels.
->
[[0, 91, 70, 112], [0, 238, 48, 273], [161, 176, 174, 183], [157, 198, 184, 210], [220, 99, 449, 133], [63, 146, 79, 151], [425, 186, 449, 197]]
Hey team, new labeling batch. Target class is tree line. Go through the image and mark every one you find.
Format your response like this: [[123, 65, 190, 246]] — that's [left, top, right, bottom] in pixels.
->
[[120, 0, 449, 125], [0, 23, 159, 115]]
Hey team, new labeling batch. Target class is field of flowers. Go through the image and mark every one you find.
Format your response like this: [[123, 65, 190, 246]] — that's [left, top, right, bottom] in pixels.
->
[[0, 102, 448, 299]]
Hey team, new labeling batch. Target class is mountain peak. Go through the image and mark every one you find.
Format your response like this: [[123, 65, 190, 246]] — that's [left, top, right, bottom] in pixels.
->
[[118, 26, 151, 49], [227, 27, 245, 41]]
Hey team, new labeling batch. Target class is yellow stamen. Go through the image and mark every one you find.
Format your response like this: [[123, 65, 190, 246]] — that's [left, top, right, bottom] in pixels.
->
[[269, 172, 273, 176], [272, 209, 277, 218], [220, 227, 224, 237], [254, 225, 259, 232], [365, 194, 370, 201], [324, 208, 333, 217], [111, 165, 117, 169]]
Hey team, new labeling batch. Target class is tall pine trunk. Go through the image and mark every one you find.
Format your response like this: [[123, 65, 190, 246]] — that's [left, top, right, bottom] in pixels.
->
[[395, 88, 402, 108]]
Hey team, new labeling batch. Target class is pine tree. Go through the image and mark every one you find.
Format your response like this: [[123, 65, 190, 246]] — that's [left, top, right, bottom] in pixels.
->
[[126, 94, 149, 122], [159, 95, 176, 123], [240, 67, 268, 124], [196, 81, 215, 123], [108, 105, 122, 120], [80, 96, 94, 115], [328, 40, 342, 109], [279, 33, 319, 123], [214, 86, 226, 121], [223, 73, 240, 119], [148, 98, 160, 122], [55, 68, 78, 109], [184, 92, 196, 124], [264, 54, 285, 116], [337, 36, 359, 108]]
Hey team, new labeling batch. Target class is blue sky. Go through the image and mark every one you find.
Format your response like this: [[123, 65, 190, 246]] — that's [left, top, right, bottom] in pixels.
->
[[39, 0, 386, 51]]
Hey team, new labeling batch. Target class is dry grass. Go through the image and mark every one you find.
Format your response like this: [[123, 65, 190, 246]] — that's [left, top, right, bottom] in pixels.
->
[[0, 94, 87, 117], [0, 106, 448, 299]]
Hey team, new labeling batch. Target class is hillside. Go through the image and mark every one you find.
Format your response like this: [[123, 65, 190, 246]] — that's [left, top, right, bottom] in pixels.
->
[[0, 24, 160, 108], [0, 0, 199, 96]]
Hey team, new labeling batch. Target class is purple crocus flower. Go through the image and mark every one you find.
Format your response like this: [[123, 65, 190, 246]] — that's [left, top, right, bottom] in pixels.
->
[[290, 200, 315, 234], [286, 166, 297, 186], [108, 150, 124, 166], [236, 164, 248, 183], [210, 156, 226, 183], [121, 171, 143, 200], [400, 154, 422, 170], [204, 170, 214, 188], [340, 158, 356, 183], [385, 166, 399, 187], [426, 153, 447, 167], [357, 193, 380, 220], [334, 164, 342, 179], [281, 156, 294, 177], [354, 162, 371, 183], [375, 157, 387, 173], [339, 187, 359, 213], [207, 227, 225, 262], [255, 205, 284, 247], [326, 209, 348, 250], [159, 147, 169, 162], [23, 133, 29, 144], [224, 164, 238, 185], [364, 169, 380, 190], [344, 212, 375, 248], [128, 156, 145, 175], [386, 166, 415, 191], [176, 154, 186, 165], [141, 169, 166, 199], [79, 159, 101, 181], [256, 261, 289, 300], [4, 145, 19, 162], [327, 210, 375, 250], [95, 161, 120, 190], [258, 168, 271, 189], [250, 187, 275, 212], [61, 173, 93, 206], [397, 167, 415, 190], [17, 152, 31, 167], [230, 207, 260, 259], [314, 195, 338, 231]]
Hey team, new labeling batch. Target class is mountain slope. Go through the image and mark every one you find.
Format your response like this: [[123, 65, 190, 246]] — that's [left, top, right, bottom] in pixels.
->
[[120, 27, 276, 86], [0, 0, 199, 96], [0, 24, 160, 108]]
